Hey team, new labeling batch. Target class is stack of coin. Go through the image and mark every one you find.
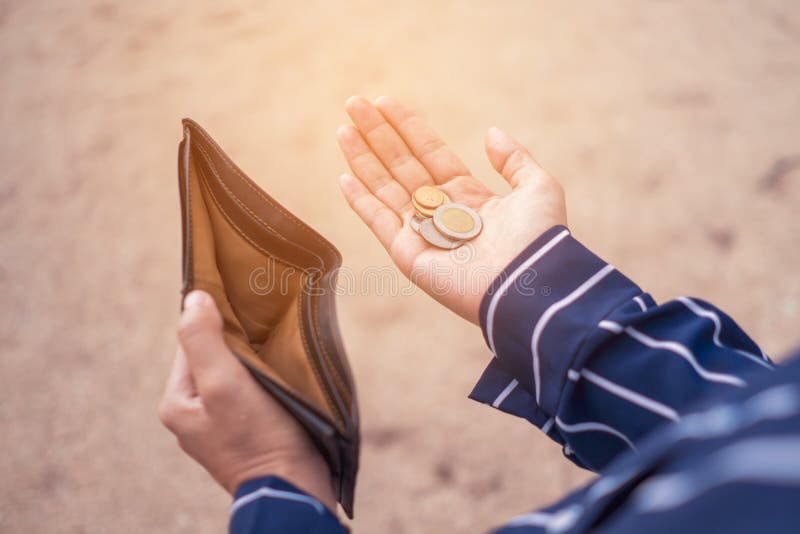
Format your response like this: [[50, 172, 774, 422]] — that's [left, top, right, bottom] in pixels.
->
[[409, 185, 483, 249]]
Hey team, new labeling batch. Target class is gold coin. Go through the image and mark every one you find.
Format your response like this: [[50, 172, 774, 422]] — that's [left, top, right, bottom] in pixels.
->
[[412, 197, 436, 218], [413, 186, 445, 209], [412, 190, 450, 218], [433, 203, 482, 240]]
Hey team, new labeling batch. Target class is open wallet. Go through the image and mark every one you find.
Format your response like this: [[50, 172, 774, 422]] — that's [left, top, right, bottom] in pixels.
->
[[177, 119, 359, 517]]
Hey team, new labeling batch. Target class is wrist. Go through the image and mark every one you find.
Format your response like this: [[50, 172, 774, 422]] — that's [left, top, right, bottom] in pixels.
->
[[478, 225, 641, 413], [229, 449, 337, 513]]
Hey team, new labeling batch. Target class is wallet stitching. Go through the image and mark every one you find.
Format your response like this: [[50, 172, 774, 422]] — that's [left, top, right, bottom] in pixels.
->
[[195, 123, 332, 251], [190, 124, 337, 262], [195, 143, 282, 236], [194, 143, 312, 261], [297, 288, 340, 421], [197, 163, 308, 272], [182, 129, 195, 292], [185, 144, 194, 289]]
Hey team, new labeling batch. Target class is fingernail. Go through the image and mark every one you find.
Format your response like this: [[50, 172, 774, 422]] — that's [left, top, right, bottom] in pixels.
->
[[183, 290, 208, 309]]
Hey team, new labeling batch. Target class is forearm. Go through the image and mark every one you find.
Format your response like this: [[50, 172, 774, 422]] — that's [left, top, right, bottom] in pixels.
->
[[470, 225, 774, 470]]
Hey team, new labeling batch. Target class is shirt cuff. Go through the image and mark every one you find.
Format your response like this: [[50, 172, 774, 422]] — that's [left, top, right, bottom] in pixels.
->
[[230, 476, 345, 533], [470, 226, 642, 424]]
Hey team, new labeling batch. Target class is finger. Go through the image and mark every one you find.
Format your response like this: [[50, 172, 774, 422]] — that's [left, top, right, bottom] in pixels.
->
[[375, 96, 471, 184], [336, 124, 412, 215], [344, 96, 434, 193], [339, 173, 402, 250], [159, 348, 202, 432], [484, 127, 549, 189], [165, 347, 197, 400], [177, 290, 244, 398]]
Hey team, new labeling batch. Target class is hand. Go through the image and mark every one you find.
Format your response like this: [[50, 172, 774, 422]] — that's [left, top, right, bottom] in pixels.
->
[[337, 96, 567, 324], [158, 290, 337, 512]]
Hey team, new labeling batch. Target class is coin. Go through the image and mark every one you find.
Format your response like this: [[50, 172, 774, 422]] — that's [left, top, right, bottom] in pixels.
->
[[412, 189, 450, 218], [418, 217, 464, 249], [433, 203, 482, 240], [409, 213, 425, 232], [413, 186, 445, 209]]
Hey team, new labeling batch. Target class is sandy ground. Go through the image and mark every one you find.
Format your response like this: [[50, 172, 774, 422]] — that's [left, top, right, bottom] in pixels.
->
[[1, 1, 799, 532]]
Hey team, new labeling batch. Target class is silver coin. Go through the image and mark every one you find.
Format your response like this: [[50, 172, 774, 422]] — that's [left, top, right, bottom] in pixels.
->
[[409, 213, 425, 232], [419, 217, 464, 249], [433, 203, 483, 240]]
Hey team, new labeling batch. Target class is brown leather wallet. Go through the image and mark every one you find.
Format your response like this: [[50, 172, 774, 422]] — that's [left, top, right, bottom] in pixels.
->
[[177, 119, 359, 517]]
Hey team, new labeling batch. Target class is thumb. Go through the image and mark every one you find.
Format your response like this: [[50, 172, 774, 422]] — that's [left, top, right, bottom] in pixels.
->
[[177, 290, 241, 393], [484, 127, 549, 189]]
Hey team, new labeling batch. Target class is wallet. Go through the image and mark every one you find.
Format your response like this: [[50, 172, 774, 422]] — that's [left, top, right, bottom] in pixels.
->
[[177, 119, 359, 517]]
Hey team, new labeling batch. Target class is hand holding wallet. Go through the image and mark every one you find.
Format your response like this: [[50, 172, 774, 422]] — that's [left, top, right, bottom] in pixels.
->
[[177, 119, 359, 517]]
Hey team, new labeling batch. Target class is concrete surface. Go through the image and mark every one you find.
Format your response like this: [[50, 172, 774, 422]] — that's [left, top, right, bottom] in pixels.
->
[[1, 1, 799, 532]]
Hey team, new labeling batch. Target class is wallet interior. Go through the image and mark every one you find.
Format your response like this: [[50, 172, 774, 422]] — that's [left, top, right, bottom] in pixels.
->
[[177, 119, 358, 516]]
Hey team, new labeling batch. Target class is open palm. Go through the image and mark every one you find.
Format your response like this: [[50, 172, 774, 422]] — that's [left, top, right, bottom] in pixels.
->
[[337, 96, 567, 324]]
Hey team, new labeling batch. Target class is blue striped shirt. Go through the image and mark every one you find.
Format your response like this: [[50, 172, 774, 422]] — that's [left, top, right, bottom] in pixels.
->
[[230, 225, 799, 533]]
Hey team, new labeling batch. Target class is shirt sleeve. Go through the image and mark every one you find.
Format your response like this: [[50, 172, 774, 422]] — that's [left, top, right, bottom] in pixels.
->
[[229, 476, 347, 534], [469, 225, 774, 471], [489, 351, 800, 534]]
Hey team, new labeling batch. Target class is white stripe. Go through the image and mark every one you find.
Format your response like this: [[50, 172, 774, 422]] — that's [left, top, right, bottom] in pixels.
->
[[623, 325, 746, 387], [231, 487, 325, 516], [556, 416, 637, 451], [492, 379, 518, 408], [541, 417, 555, 434], [679, 384, 800, 441], [549, 504, 583, 533], [598, 320, 621, 331], [677, 296, 773, 370], [567, 369, 581, 381], [743, 384, 800, 421], [634, 436, 800, 513], [531, 265, 616, 403], [633, 295, 648, 311], [506, 505, 583, 532], [485, 229, 570, 356], [598, 319, 623, 333], [506, 511, 554, 527], [585, 386, 800, 508], [587, 471, 636, 501], [600, 320, 746, 387], [581, 368, 680, 422]]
